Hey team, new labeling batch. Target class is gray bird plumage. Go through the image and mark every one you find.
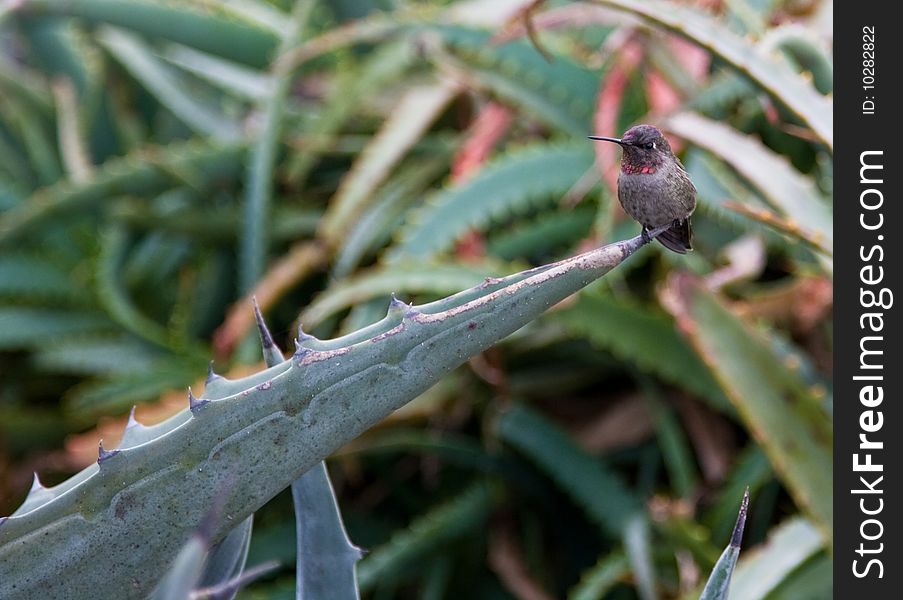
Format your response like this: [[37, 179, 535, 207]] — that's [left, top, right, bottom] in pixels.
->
[[590, 124, 697, 253]]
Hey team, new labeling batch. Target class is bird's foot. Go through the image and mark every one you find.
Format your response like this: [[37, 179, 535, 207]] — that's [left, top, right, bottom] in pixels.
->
[[641, 227, 651, 244]]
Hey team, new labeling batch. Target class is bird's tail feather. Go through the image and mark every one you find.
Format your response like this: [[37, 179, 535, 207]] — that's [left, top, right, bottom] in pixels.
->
[[656, 219, 692, 254]]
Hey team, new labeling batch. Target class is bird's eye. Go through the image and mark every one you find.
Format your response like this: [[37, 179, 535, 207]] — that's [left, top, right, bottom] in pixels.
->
[[643, 142, 655, 150]]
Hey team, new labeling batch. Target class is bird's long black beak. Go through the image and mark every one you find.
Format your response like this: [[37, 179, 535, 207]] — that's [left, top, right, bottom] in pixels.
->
[[588, 135, 625, 145]]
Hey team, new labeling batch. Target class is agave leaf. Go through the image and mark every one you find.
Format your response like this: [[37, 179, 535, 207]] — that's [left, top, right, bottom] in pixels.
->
[[660, 274, 832, 540], [716, 517, 824, 600], [0, 230, 657, 597], [593, 0, 832, 148], [293, 462, 363, 600], [699, 488, 748, 600], [195, 518, 253, 599], [251, 303, 363, 600], [152, 533, 208, 600]]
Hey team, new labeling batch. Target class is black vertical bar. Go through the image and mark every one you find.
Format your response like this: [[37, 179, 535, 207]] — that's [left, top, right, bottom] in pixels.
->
[[835, 2, 902, 596]]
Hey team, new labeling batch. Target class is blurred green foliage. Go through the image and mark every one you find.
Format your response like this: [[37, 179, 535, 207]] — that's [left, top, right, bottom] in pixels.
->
[[0, 0, 832, 597]]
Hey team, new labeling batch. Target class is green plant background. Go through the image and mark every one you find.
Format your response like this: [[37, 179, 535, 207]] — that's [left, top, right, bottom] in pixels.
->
[[0, 0, 832, 598]]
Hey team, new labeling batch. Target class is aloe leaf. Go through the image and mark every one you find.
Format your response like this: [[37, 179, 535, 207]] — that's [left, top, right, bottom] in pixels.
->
[[708, 446, 772, 542], [283, 38, 418, 187], [759, 552, 832, 599], [660, 274, 832, 540], [97, 27, 242, 140], [332, 158, 448, 278], [0, 140, 246, 245], [0, 309, 114, 349], [301, 262, 504, 327], [239, 0, 315, 292], [96, 225, 204, 354], [1, 93, 61, 185], [390, 143, 595, 261], [65, 365, 202, 416], [718, 517, 824, 600], [665, 112, 832, 264], [497, 404, 657, 599], [699, 488, 748, 600], [33, 334, 164, 375], [318, 79, 460, 246], [760, 25, 832, 94], [160, 43, 274, 102], [293, 462, 363, 600], [638, 376, 699, 498], [0, 53, 53, 115], [51, 77, 93, 182], [0, 231, 654, 598], [209, 0, 291, 36], [488, 206, 596, 261], [357, 483, 493, 592], [431, 25, 598, 135], [9, 0, 279, 68], [568, 551, 629, 600], [553, 294, 732, 413], [593, 0, 832, 148], [0, 255, 92, 304]]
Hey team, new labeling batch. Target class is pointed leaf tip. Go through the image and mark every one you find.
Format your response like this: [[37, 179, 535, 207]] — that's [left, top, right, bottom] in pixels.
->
[[188, 387, 209, 413], [297, 323, 316, 342], [206, 361, 221, 383], [125, 406, 140, 430], [97, 439, 120, 463], [388, 293, 408, 311], [252, 297, 276, 350], [30, 472, 45, 492], [731, 487, 750, 549]]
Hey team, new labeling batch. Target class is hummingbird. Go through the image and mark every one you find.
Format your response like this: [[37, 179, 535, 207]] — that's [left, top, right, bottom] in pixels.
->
[[589, 124, 696, 254]]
